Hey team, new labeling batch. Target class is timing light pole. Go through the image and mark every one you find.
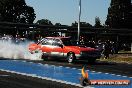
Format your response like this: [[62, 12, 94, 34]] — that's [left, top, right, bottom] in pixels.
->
[[77, 0, 81, 44]]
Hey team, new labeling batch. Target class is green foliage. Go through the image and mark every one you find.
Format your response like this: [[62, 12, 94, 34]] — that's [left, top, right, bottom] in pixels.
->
[[55, 23, 61, 26], [36, 19, 53, 25], [71, 21, 92, 27], [35, 19, 57, 37], [94, 16, 102, 28], [0, 0, 36, 23], [105, 0, 132, 28]]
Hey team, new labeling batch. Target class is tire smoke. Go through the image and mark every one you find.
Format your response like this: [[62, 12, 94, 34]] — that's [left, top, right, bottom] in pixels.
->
[[0, 40, 42, 60]]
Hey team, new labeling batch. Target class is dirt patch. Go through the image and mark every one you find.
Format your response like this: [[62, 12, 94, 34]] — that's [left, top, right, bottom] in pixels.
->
[[100, 54, 132, 64]]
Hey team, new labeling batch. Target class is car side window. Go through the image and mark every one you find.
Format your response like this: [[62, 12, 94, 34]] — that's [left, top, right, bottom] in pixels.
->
[[52, 39, 62, 46], [41, 38, 52, 45]]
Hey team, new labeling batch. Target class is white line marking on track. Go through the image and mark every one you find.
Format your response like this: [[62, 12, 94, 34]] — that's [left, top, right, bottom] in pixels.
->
[[78, 69, 81, 71], [117, 75, 121, 76], [111, 74, 115, 75], [38, 63, 43, 65], [22, 61, 26, 62], [44, 64, 48, 66], [51, 65, 55, 67], [129, 77, 132, 78], [86, 70, 90, 71], [97, 72, 102, 74], [66, 67, 70, 68], [91, 71, 96, 72], [72, 68, 76, 69], [29, 62, 33, 64], [122, 76, 127, 77], [77, 73, 81, 75]]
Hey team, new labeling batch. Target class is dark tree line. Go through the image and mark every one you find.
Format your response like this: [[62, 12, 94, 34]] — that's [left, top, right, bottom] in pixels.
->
[[71, 21, 93, 27], [106, 0, 132, 28], [36, 19, 53, 25], [0, 0, 36, 24], [35, 18, 103, 28]]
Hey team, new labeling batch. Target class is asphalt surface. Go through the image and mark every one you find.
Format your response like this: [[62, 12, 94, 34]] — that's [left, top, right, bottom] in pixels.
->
[[0, 58, 132, 88], [0, 71, 80, 88]]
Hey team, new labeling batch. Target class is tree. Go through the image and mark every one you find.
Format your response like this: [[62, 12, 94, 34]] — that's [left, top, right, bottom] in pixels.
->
[[71, 21, 92, 27], [0, 0, 36, 24], [36, 19, 53, 25], [105, 0, 132, 28], [35, 19, 55, 37], [55, 23, 61, 26], [94, 16, 102, 28]]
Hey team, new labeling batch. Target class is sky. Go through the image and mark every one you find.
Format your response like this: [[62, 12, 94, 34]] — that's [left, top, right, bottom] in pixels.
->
[[25, 0, 111, 26]]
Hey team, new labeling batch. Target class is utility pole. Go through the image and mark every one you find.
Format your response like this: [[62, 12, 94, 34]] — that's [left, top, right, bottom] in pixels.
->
[[77, 0, 81, 44]]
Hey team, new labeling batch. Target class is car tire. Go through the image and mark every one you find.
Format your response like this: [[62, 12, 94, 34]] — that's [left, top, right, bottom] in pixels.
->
[[67, 53, 75, 63]]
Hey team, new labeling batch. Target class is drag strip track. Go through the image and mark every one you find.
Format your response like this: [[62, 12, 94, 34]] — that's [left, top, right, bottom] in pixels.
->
[[0, 59, 132, 88], [37, 60, 132, 77], [0, 71, 80, 88], [0, 60, 84, 88]]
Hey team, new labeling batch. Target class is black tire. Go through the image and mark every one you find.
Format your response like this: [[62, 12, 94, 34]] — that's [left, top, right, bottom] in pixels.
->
[[67, 53, 75, 63]]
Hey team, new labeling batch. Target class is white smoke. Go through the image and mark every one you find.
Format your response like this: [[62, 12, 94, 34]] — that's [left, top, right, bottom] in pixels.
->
[[0, 40, 42, 60]]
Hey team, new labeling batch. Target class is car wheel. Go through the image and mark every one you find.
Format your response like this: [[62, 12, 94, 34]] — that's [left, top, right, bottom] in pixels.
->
[[67, 53, 75, 63]]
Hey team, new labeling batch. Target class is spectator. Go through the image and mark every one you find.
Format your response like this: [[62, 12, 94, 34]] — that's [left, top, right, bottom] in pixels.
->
[[103, 40, 111, 59]]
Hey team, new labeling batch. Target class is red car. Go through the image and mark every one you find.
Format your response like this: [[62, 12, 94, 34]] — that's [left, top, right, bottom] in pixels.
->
[[29, 37, 101, 63]]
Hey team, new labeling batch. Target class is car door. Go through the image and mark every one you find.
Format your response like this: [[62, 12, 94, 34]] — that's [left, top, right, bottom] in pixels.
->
[[40, 38, 53, 56], [51, 39, 64, 57]]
